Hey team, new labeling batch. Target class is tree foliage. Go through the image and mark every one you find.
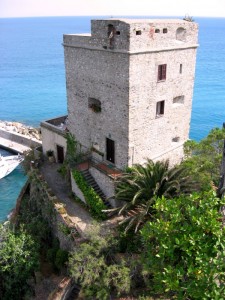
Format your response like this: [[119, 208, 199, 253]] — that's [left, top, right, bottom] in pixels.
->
[[68, 227, 131, 299], [110, 159, 195, 233], [182, 127, 225, 191], [141, 191, 225, 299], [0, 225, 39, 299]]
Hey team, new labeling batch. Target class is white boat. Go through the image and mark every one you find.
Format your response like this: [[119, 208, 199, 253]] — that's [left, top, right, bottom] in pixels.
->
[[0, 154, 24, 179]]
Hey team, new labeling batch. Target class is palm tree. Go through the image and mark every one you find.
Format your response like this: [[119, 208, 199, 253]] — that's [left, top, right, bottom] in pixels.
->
[[107, 159, 196, 233]]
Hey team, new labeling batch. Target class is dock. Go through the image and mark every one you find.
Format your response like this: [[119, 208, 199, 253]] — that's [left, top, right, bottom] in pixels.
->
[[0, 121, 42, 154], [0, 136, 32, 154]]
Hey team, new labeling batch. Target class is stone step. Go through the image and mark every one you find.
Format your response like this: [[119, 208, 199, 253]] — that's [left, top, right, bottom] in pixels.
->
[[80, 169, 112, 208], [86, 179, 96, 184]]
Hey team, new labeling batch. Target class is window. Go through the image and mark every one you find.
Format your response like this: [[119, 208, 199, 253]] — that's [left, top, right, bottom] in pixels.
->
[[158, 64, 167, 81], [163, 28, 168, 33], [116, 31, 120, 35], [176, 27, 186, 41], [155, 29, 160, 33], [136, 30, 142, 35], [156, 101, 165, 117], [108, 24, 115, 38], [173, 95, 184, 105], [172, 137, 180, 142], [88, 98, 101, 113], [108, 24, 115, 48], [179, 64, 183, 74]]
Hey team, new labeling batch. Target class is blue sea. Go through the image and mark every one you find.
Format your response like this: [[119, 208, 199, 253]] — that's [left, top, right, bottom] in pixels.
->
[[0, 16, 225, 221]]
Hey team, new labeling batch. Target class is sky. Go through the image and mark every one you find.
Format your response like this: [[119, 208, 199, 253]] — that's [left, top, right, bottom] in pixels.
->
[[0, 0, 225, 18]]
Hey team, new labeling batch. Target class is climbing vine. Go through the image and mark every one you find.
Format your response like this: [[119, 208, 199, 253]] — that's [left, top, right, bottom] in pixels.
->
[[65, 132, 85, 167], [72, 169, 107, 220]]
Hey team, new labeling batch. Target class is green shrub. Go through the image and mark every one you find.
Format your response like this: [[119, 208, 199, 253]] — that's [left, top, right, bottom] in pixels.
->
[[68, 227, 131, 299], [0, 225, 39, 299], [72, 169, 107, 220], [118, 226, 142, 253], [58, 223, 71, 236], [47, 248, 57, 264], [55, 249, 69, 270], [46, 238, 60, 265], [141, 191, 225, 299]]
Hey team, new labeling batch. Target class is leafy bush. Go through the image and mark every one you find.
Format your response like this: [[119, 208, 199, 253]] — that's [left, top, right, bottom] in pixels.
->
[[68, 227, 131, 299], [55, 249, 68, 270], [46, 239, 68, 271], [72, 169, 107, 220], [46, 149, 54, 157], [47, 248, 57, 264], [57, 162, 69, 178], [58, 223, 71, 236], [141, 191, 225, 299], [0, 225, 39, 299], [118, 225, 143, 253], [182, 127, 225, 191]]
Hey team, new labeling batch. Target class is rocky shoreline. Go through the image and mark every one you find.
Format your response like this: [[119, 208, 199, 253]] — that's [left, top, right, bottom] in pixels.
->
[[0, 120, 41, 141]]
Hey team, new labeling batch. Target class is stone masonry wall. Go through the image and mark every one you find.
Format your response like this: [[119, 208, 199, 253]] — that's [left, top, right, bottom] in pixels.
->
[[65, 19, 198, 53], [151, 143, 184, 166], [70, 173, 86, 204], [41, 126, 67, 161], [64, 44, 130, 169], [128, 47, 197, 166], [64, 18, 198, 170], [89, 166, 116, 206]]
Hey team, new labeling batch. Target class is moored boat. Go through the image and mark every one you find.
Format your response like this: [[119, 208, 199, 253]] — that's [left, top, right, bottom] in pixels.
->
[[0, 154, 24, 179]]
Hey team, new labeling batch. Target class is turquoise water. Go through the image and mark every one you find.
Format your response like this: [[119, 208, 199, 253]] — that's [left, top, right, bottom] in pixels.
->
[[0, 149, 26, 222], [0, 16, 225, 221]]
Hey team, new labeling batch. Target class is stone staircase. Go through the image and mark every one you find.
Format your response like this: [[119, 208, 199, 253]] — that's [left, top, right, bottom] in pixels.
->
[[81, 169, 112, 208]]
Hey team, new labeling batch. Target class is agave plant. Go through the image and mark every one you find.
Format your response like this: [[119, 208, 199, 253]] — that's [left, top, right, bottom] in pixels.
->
[[107, 159, 196, 233]]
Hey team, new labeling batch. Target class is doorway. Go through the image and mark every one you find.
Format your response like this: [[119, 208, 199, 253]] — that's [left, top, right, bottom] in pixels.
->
[[106, 138, 115, 164], [57, 145, 64, 163]]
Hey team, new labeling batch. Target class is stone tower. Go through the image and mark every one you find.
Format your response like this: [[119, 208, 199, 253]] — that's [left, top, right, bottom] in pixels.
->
[[63, 18, 198, 169]]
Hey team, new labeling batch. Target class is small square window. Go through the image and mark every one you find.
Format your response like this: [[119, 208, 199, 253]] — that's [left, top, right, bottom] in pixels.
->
[[88, 98, 102, 113], [172, 137, 180, 142], [136, 30, 142, 35], [156, 101, 165, 117], [155, 29, 160, 33], [163, 28, 168, 33], [116, 31, 120, 35], [158, 64, 167, 81]]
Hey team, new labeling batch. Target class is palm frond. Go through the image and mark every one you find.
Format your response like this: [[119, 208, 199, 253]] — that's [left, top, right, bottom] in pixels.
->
[[113, 159, 195, 233]]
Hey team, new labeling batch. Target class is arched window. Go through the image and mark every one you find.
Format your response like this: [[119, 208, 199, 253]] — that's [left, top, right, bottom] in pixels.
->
[[173, 95, 184, 104], [108, 24, 115, 38], [176, 27, 186, 41], [108, 24, 115, 48]]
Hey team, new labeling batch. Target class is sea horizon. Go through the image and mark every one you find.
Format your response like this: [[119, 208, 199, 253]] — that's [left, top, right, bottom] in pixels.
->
[[0, 16, 225, 221]]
